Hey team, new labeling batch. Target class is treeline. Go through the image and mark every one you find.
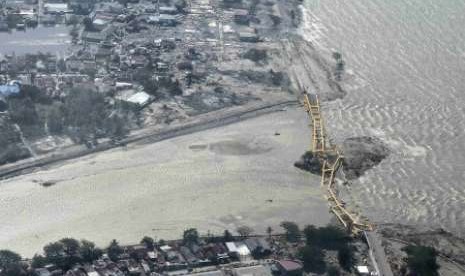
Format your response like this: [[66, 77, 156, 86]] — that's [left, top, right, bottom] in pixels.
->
[[0, 224, 441, 276], [5, 85, 138, 144], [280, 222, 355, 274]]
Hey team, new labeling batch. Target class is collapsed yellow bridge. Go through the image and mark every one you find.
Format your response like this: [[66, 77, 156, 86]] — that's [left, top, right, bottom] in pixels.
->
[[303, 93, 373, 235]]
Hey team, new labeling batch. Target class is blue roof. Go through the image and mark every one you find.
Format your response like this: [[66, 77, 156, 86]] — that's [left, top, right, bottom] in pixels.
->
[[0, 84, 20, 97]]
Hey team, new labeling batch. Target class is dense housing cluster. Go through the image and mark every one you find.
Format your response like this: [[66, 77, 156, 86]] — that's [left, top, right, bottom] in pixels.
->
[[0, 0, 303, 165], [0, 224, 383, 276]]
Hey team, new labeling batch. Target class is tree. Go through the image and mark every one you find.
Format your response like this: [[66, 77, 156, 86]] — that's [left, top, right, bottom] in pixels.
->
[[47, 103, 64, 134], [60, 238, 80, 256], [402, 245, 439, 276], [280, 221, 301, 243], [297, 245, 326, 274], [80, 240, 102, 263], [107, 240, 123, 262], [8, 97, 38, 125], [243, 48, 267, 63], [266, 226, 273, 239], [0, 250, 21, 269], [237, 226, 253, 238], [223, 230, 234, 242], [63, 88, 107, 142], [31, 254, 47, 268], [338, 245, 355, 272], [140, 236, 155, 250], [43, 241, 65, 263], [327, 266, 340, 276], [104, 114, 129, 141], [303, 225, 349, 250], [183, 228, 200, 245], [83, 17, 94, 31], [57, 58, 67, 72]]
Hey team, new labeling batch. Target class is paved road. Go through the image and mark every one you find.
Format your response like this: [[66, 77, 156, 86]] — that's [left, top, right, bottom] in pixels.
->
[[365, 231, 394, 276], [0, 99, 298, 180]]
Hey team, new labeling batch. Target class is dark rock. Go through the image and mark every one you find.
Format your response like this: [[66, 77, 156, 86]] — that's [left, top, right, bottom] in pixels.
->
[[294, 151, 323, 175], [342, 136, 390, 179]]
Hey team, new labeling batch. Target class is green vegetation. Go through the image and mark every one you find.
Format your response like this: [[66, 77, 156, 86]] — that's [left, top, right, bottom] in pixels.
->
[[107, 239, 123, 262], [299, 225, 355, 273], [31, 238, 102, 271], [140, 236, 155, 250], [402, 245, 439, 276], [63, 88, 126, 143], [80, 240, 103, 263], [242, 48, 268, 64], [183, 228, 200, 245], [337, 245, 355, 272], [297, 245, 326, 274], [304, 225, 350, 250], [236, 226, 254, 238], [0, 250, 22, 275], [223, 230, 234, 242], [280, 221, 301, 242], [327, 266, 341, 276]]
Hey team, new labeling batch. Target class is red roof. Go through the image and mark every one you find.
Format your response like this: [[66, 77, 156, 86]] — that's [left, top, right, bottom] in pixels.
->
[[278, 260, 303, 271]]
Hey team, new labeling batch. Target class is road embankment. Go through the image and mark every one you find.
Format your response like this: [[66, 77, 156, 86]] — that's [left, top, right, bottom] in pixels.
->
[[0, 99, 298, 181]]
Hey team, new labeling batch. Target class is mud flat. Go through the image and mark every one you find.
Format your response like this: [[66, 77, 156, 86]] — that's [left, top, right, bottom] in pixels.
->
[[0, 107, 331, 257]]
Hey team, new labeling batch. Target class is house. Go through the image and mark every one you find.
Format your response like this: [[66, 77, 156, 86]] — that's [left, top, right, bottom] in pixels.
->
[[126, 91, 152, 106], [225, 242, 251, 261], [147, 251, 159, 261], [158, 14, 178, 26], [159, 6, 179, 15], [179, 246, 198, 265], [233, 9, 249, 25], [34, 268, 52, 276], [130, 55, 148, 68], [276, 260, 303, 276], [95, 48, 112, 62], [82, 31, 105, 43], [356, 266, 370, 275], [0, 98, 7, 112], [44, 3, 70, 14], [40, 15, 57, 25], [187, 271, 224, 276], [244, 237, 271, 256], [233, 265, 273, 276], [66, 55, 81, 72], [92, 18, 109, 30], [0, 84, 21, 97], [239, 31, 259, 43], [70, 0, 95, 14]]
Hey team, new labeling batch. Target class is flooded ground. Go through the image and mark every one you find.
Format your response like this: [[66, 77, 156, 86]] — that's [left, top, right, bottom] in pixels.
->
[[0, 25, 71, 55], [0, 107, 331, 256]]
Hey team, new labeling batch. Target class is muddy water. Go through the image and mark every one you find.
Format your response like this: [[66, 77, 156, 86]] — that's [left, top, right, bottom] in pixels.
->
[[302, 0, 465, 236]]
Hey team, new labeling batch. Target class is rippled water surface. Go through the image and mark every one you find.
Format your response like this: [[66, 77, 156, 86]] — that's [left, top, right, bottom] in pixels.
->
[[302, 0, 465, 236]]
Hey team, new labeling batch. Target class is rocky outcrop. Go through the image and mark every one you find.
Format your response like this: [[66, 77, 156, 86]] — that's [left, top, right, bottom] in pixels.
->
[[342, 136, 390, 179]]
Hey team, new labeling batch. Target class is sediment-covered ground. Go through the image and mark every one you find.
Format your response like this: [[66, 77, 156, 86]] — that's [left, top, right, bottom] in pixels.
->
[[0, 108, 332, 257]]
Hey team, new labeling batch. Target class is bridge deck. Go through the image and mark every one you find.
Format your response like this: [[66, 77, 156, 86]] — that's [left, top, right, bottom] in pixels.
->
[[304, 94, 373, 235]]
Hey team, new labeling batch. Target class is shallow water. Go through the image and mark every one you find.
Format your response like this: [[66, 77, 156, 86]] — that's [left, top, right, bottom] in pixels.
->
[[302, 0, 465, 236], [0, 25, 71, 55]]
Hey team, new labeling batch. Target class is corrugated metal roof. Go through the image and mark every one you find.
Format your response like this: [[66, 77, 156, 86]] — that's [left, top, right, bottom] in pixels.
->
[[0, 84, 20, 97]]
